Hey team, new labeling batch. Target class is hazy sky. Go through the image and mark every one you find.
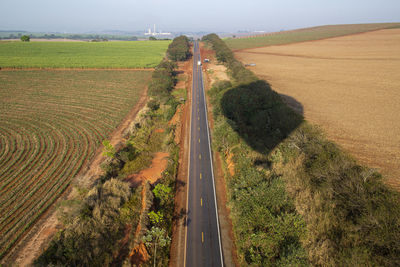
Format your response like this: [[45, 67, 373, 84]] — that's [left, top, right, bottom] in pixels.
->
[[1, 0, 399, 33]]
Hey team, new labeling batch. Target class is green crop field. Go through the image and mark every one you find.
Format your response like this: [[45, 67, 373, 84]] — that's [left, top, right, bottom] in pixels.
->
[[0, 70, 151, 257], [0, 41, 170, 68], [225, 23, 400, 50]]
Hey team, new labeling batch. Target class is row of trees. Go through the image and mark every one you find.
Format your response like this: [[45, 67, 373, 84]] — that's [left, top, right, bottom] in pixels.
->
[[167, 35, 191, 61], [202, 34, 257, 84], [204, 34, 308, 266], [204, 33, 400, 266], [148, 60, 177, 99]]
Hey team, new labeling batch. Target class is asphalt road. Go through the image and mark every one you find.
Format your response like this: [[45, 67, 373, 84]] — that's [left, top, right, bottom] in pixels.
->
[[184, 41, 224, 267]]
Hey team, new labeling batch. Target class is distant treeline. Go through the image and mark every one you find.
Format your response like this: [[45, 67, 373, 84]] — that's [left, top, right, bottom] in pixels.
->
[[0, 32, 139, 41], [167, 35, 191, 61], [203, 33, 400, 266]]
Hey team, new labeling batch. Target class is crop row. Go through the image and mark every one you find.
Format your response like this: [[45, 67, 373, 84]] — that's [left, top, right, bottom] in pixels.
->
[[0, 41, 170, 69], [0, 70, 151, 258], [0, 117, 91, 239]]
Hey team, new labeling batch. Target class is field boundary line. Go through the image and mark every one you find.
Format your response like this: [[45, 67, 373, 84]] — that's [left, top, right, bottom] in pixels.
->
[[0, 67, 155, 71]]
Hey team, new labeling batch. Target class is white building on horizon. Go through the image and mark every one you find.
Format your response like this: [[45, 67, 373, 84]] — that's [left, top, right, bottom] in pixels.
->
[[144, 24, 171, 36]]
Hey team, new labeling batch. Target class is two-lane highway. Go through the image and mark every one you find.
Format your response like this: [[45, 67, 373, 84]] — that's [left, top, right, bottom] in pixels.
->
[[184, 41, 223, 267]]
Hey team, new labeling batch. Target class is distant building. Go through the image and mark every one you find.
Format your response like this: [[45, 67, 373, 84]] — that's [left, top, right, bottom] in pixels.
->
[[144, 24, 171, 36]]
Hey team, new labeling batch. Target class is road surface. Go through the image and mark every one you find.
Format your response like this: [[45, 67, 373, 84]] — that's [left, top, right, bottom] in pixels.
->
[[184, 41, 223, 267]]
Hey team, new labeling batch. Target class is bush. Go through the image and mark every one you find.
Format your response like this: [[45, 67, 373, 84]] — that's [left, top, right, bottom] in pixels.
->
[[35, 179, 132, 266], [164, 97, 180, 121], [20, 35, 30, 42], [147, 99, 160, 111]]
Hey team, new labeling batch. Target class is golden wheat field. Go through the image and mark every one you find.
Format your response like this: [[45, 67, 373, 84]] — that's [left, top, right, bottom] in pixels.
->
[[235, 29, 400, 189]]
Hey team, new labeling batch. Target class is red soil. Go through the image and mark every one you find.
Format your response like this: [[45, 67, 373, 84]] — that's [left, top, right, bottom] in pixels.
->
[[169, 57, 192, 267], [126, 152, 170, 188]]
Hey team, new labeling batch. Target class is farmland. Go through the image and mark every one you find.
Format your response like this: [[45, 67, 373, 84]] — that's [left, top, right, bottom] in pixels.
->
[[225, 23, 400, 50], [0, 41, 170, 68], [0, 70, 151, 257], [235, 28, 400, 189]]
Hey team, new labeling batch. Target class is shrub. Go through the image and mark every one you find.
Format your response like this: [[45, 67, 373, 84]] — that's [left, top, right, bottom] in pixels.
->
[[20, 35, 30, 42], [35, 179, 131, 266], [147, 99, 160, 111]]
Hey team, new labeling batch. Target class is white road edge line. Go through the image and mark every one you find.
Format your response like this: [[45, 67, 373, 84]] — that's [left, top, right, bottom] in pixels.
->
[[199, 43, 225, 267]]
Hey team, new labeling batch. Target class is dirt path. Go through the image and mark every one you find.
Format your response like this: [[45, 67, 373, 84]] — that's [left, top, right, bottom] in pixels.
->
[[2, 86, 149, 267], [169, 58, 192, 267], [128, 185, 150, 266]]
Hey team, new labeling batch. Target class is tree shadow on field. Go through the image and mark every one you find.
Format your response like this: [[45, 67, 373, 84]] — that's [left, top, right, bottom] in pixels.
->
[[220, 80, 304, 154]]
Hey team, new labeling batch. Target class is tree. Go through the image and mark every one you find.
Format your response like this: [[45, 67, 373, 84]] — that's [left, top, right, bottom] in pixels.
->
[[152, 184, 172, 205], [148, 211, 164, 226], [167, 35, 191, 61], [102, 140, 115, 158], [20, 35, 30, 42], [142, 227, 171, 267], [149, 36, 157, 41]]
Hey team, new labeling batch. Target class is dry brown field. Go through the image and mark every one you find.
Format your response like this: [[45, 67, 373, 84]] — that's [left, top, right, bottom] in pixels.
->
[[235, 29, 400, 189]]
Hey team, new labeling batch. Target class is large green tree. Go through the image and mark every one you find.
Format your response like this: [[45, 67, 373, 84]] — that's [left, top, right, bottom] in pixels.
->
[[20, 35, 30, 42], [142, 227, 171, 267]]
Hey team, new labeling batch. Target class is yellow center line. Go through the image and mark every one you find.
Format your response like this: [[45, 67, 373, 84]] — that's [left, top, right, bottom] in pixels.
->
[[200, 173, 202, 179], [202, 232, 204, 243], [198, 116, 200, 120], [198, 127, 200, 131], [199, 154, 201, 160], [201, 197, 203, 206], [198, 138, 200, 143]]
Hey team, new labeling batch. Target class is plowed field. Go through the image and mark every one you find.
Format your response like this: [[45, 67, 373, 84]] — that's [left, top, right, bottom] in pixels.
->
[[0, 70, 151, 257], [235, 29, 400, 189]]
